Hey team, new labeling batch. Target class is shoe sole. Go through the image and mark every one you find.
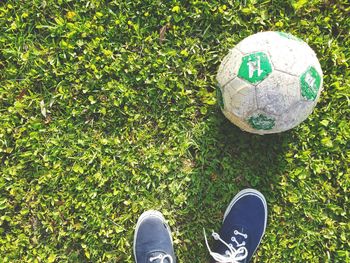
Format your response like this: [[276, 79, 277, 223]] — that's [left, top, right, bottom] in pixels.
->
[[133, 210, 173, 262], [223, 188, 268, 256]]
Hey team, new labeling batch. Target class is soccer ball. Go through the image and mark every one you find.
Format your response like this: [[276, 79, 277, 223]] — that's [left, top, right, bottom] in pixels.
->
[[216, 31, 323, 134]]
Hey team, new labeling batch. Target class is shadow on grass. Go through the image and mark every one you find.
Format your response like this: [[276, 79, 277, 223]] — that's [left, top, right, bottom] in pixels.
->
[[175, 107, 294, 262]]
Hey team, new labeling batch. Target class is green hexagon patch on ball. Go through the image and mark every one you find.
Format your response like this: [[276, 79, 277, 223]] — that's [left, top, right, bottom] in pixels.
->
[[277, 32, 303, 42], [300, 66, 321, 101], [248, 114, 275, 130], [238, 52, 272, 84], [216, 85, 224, 109]]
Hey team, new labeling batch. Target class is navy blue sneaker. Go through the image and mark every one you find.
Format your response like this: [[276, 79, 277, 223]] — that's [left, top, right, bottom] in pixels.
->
[[134, 210, 176, 263], [204, 189, 267, 263]]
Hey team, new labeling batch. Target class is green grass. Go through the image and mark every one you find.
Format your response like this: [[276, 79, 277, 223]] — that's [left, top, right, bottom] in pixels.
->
[[0, 0, 349, 262]]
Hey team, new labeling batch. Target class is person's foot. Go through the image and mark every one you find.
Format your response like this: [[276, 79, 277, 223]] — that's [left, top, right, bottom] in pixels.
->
[[134, 210, 176, 263], [204, 189, 267, 263]]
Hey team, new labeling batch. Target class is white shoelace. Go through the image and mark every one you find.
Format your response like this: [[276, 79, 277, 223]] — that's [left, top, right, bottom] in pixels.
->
[[149, 253, 173, 263], [203, 229, 248, 263]]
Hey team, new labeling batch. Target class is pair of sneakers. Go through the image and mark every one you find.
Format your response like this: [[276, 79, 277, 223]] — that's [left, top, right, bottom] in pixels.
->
[[134, 189, 267, 263]]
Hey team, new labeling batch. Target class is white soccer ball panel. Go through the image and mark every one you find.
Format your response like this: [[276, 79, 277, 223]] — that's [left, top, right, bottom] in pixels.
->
[[223, 78, 257, 118], [235, 31, 277, 55], [256, 71, 300, 116], [268, 39, 318, 76], [221, 110, 255, 133], [275, 100, 315, 132], [216, 49, 243, 88]]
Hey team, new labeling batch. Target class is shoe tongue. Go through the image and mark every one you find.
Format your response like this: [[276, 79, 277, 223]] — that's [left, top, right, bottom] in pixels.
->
[[146, 251, 172, 263]]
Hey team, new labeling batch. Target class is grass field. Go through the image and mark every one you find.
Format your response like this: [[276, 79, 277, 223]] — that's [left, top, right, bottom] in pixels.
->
[[0, 0, 349, 262]]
